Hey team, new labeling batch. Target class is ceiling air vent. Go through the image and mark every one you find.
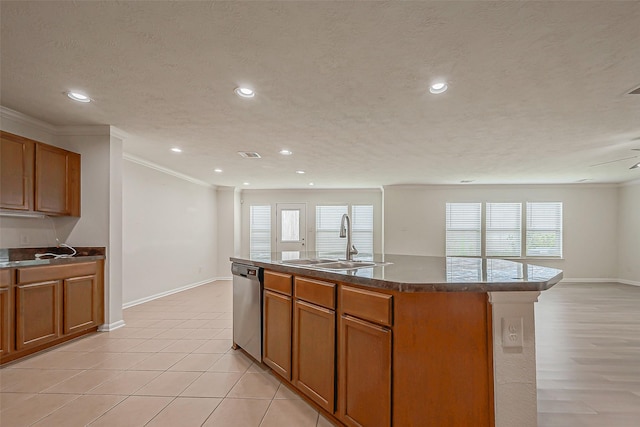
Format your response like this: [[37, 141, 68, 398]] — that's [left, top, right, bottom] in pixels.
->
[[237, 151, 261, 158], [628, 85, 640, 95]]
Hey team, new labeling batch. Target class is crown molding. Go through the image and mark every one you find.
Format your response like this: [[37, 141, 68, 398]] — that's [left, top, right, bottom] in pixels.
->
[[109, 126, 129, 141], [56, 125, 112, 136], [0, 106, 58, 134], [123, 153, 214, 188]]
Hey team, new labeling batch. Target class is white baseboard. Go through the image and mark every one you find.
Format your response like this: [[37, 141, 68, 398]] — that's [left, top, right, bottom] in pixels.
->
[[618, 279, 640, 287], [98, 320, 126, 332], [560, 278, 618, 283], [122, 277, 218, 309], [216, 276, 232, 281], [560, 278, 640, 287]]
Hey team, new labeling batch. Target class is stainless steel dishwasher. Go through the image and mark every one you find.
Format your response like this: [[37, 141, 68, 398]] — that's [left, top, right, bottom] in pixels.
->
[[231, 263, 263, 362]]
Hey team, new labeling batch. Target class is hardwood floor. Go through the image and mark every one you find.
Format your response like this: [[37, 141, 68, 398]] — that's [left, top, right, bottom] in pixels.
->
[[535, 282, 640, 427]]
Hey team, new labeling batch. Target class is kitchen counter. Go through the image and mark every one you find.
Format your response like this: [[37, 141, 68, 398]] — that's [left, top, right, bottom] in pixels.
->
[[230, 252, 562, 292], [0, 246, 106, 269]]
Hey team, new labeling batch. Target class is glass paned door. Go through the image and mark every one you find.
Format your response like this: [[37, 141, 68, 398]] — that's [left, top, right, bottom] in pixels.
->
[[276, 203, 307, 253]]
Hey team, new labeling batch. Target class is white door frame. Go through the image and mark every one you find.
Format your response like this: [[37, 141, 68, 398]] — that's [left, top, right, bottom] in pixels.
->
[[275, 203, 307, 255]]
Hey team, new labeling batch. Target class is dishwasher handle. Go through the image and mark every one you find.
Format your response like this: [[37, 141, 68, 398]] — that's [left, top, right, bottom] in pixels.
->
[[231, 263, 261, 281]]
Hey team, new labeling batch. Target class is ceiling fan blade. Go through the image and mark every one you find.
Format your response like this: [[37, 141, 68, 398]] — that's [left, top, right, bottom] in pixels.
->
[[590, 155, 638, 167]]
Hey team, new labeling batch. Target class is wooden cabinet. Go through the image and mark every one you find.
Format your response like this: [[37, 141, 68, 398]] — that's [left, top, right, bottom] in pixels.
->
[[35, 142, 81, 216], [338, 285, 393, 427], [1, 261, 104, 365], [0, 270, 12, 357], [263, 271, 294, 380], [63, 275, 98, 334], [264, 290, 292, 380], [16, 280, 61, 350], [293, 277, 336, 413], [0, 132, 34, 210], [0, 131, 80, 217]]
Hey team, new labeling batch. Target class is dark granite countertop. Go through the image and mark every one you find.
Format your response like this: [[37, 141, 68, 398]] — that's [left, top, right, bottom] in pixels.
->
[[230, 252, 563, 293], [0, 247, 106, 269]]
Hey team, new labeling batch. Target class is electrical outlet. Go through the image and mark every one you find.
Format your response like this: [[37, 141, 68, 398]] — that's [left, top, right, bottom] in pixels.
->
[[20, 234, 29, 245], [501, 317, 524, 348]]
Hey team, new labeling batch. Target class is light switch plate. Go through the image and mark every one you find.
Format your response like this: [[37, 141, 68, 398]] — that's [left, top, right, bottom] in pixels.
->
[[502, 317, 524, 348]]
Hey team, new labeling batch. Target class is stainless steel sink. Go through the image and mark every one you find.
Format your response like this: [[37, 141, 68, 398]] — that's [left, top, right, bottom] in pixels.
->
[[280, 258, 336, 266], [315, 261, 377, 270], [280, 258, 386, 271]]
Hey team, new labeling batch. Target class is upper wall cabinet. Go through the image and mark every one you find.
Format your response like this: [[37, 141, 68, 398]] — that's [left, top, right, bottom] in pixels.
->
[[0, 132, 34, 211], [0, 131, 80, 217]]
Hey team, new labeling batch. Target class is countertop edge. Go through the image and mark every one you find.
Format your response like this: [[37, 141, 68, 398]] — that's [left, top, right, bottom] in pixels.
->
[[230, 257, 563, 293], [0, 255, 106, 269]]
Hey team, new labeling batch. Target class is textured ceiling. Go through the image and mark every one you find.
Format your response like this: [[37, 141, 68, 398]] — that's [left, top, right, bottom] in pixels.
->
[[1, 1, 639, 188]]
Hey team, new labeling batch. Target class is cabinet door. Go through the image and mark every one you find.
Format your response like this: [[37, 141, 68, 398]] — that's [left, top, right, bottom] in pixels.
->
[[16, 281, 61, 350], [263, 290, 292, 380], [0, 131, 34, 210], [293, 299, 336, 413], [339, 315, 392, 427], [0, 286, 11, 357], [35, 143, 80, 216], [63, 275, 97, 334]]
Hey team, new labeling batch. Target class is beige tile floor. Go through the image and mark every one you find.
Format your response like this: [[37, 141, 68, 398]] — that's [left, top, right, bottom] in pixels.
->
[[1, 280, 638, 426]]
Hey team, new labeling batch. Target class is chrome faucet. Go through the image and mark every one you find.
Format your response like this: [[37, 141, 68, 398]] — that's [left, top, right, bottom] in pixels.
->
[[339, 213, 358, 261]]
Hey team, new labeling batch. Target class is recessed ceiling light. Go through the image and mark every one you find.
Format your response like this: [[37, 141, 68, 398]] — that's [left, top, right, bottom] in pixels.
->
[[214, 168, 223, 173], [243, 182, 250, 186], [280, 149, 293, 156], [234, 87, 255, 98], [575, 178, 591, 183], [66, 91, 91, 103], [238, 151, 261, 158], [296, 170, 305, 174], [309, 182, 315, 186], [171, 147, 182, 153], [429, 82, 448, 94], [460, 179, 474, 183]]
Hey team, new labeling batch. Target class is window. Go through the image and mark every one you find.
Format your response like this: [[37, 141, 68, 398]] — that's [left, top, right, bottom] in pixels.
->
[[315, 205, 374, 257], [526, 202, 562, 257], [250, 205, 271, 256], [486, 203, 521, 257], [446, 203, 482, 256], [445, 202, 563, 258]]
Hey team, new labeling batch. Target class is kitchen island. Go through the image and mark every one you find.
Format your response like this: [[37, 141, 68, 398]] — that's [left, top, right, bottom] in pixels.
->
[[231, 252, 562, 427]]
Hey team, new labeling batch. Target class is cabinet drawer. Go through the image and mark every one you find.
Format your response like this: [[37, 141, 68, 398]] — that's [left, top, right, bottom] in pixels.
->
[[340, 286, 393, 327], [0, 269, 11, 287], [264, 271, 292, 296], [17, 262, 97, 284], [295, 277, 335, 310]]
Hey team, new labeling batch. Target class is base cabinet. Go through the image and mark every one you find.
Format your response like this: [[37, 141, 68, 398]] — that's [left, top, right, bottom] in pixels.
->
[[293, 299, 336, 413], [339, 315, 392, 427], [263, 289, 292, 379], [0, 270, 12, 357], [16, 281, 61, 350], [63, 275, 98, 334], [1, 260, 104, 365]]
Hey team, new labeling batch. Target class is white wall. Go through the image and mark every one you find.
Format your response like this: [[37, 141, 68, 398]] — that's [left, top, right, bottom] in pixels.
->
[[618, 181, 640, 285], [239, 188, 383, 255], [122, 158, 218, 305], [216, 186, 239, 279], [383, 185, 619, 280]]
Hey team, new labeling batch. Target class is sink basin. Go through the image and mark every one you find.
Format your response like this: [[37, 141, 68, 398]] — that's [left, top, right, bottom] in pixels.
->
[[280, 258, 335, 266], [280, 258, 388, 271], [315, 261, 377, 270]]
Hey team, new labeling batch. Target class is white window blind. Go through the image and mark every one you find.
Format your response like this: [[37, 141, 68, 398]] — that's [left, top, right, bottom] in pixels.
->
[[250, 205, 271, 256], [315, 205, 348, 257], [315, 205, 374, 257], [526, 202, 563, 257], [486, 203, 522, 257], [351, 205, 374, 256], [446, 203, 482, 256]]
